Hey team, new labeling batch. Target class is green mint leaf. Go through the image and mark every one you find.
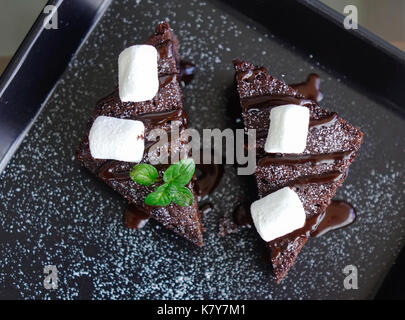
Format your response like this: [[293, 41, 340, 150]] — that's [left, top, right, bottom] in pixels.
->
[[129, 164, 158, 186], [140, 160, 195, 207], [163, 158, 195, 186], [170, 184, 194, 207], [144, 183, 172, 206]]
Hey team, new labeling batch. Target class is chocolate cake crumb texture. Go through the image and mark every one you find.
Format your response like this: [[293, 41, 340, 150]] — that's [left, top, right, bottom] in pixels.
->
[[0, 0, 404, 299], [75, 21, 204, 247], [233, 59, 363, 282]]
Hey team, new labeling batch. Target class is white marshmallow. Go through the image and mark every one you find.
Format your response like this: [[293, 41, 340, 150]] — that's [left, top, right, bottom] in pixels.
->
[[89, 116, 145, 162], [250, 187, 306, 242], [264, 104, 310, 154], [118, 45, 159, 102]]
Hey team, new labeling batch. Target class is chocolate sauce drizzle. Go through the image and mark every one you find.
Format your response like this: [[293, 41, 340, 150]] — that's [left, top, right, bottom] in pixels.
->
[[310, 112, 337, 128], [236, 66, 267, 82], [290, 170, 344, 186], [157, 61, 196, 86], [258, 150, 353, 167], [196, 162, 224, 200], [179, 61, 196, 85], [241, 94, 313, 112], [290, 73, 323, 102], [98, 161, 130, 181], [267, 209, 326, 249], [311, 200, 356, 237], [199, 203, 213, 215], [158, 74, 176, 88], [230, 199, 356, 239], [134, 108, 188, 127], [156, 39, 173, 59], [233, 203, 253, 227], [123, 203, 150, 229]]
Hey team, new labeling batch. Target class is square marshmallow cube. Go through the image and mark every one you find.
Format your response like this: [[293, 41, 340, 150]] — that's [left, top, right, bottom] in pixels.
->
[[264, 104, 310, 154], [118, 44, 159, 102], [250, 187, 306, 242], [89, 116, 145, 163]]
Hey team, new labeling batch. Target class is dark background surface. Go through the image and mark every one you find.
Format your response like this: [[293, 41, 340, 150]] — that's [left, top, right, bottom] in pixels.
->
[[0, 0, 404, 299]]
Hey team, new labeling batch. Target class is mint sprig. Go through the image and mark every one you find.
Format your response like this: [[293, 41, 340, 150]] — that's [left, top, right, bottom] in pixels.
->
[[130, 159, 196, 207], [163, 158, 195, 185], [170, 184, 194, 206], [145, 184, 172, 207], [129, 163, 158, 186]]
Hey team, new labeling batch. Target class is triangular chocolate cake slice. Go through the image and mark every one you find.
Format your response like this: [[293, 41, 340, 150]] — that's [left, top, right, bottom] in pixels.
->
[[76, 22, 204, 246], [233, 59, 363, 282]]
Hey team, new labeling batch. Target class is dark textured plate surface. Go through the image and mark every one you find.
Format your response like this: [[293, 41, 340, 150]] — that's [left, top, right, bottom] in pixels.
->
[[0, 0, 404, 299]]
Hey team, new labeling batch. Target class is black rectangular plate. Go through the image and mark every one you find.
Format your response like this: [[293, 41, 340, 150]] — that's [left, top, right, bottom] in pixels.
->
[[0, 0, 404, 299]]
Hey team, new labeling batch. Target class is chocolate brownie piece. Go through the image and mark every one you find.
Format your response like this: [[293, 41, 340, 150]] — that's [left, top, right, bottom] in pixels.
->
[[76, 22, 204, 246], [233, 59, 363, 282]]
